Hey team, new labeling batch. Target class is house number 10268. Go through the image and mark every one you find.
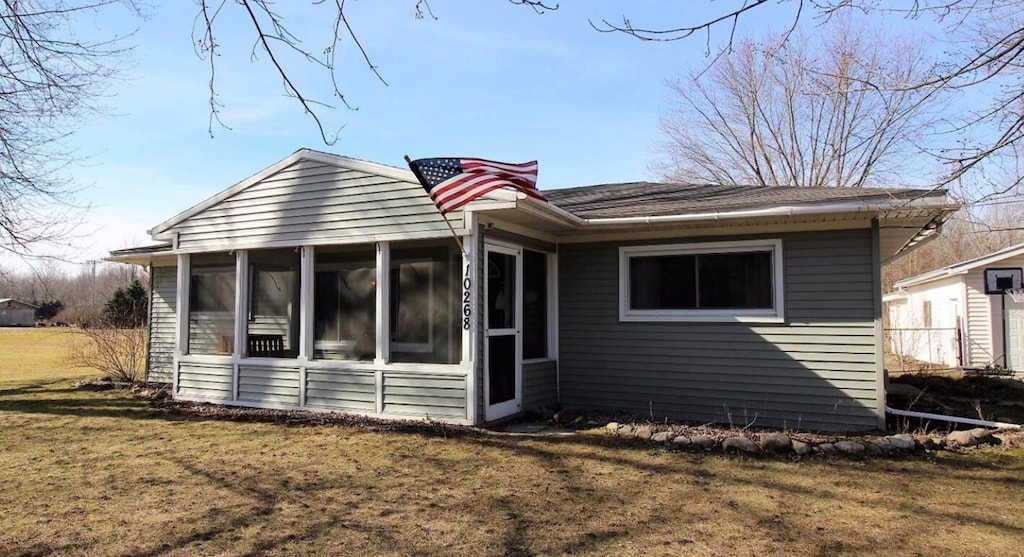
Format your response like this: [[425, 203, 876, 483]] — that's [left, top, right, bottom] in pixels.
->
[[462, 263, 472, 330]]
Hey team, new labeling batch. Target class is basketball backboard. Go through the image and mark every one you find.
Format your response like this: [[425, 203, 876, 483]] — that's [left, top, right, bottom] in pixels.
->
[[984, 267, 1023, 294]]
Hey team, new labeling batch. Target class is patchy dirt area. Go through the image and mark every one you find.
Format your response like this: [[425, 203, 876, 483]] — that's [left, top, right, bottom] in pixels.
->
[[887, 372, 1024, 426]]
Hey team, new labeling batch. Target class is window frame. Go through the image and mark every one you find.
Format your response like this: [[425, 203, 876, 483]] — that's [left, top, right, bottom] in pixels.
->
[[389, 256, 436, 354], [312, 259, 377, 361], [618, 239, 785, 323]]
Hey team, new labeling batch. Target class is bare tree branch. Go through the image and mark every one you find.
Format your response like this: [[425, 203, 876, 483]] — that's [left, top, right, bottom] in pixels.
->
[[658, 19, 941, 189]]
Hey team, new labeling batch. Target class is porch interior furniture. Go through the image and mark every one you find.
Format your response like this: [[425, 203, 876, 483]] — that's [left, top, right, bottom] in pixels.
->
[[248, 334, 284, 358]]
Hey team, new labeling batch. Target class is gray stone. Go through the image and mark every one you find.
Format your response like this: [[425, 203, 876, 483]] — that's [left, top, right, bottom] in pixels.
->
[[690, 435, 715, 449], [572, 416, 586, 426], [967, 427, 999, 445], [887, 434, 916, 451], [867, 439, 893, 454], [652, 431, 672, 443], [634, 426, 654, 440], [617, 424, 633, 436], [605, 422, 620, 433], [758, 432, 792, 452], [946, 430, 978, 447], [834, 440, 865, 454], [816, 443, 835, 454], [722, 436, 759, 454], [791, 440, 811, 456], [670, 435, 691, 447]]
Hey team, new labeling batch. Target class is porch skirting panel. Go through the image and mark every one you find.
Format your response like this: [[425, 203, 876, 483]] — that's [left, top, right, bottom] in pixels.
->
[[305, 369, 376, 412], [381, 373, 467, 419], [173, 360, 470, 424], [238, 366, 301, 406], [177, 363, 233, 400]]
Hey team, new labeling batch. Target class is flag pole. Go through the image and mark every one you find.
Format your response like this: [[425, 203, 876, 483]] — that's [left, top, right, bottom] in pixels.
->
[[405, 154, 467, 256]]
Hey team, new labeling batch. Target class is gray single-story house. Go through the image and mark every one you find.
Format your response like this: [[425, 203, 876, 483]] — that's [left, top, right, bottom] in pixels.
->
[[0, 298, 38, 327], [110, 149, 955, 431]]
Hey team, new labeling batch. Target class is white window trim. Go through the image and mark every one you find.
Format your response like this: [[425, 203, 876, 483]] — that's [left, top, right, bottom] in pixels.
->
[[390, 256, 435, 354], [618, 239, 785, 323]]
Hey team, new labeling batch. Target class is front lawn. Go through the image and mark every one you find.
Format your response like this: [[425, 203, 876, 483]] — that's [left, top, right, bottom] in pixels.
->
[[1, 329, 1023, 556]]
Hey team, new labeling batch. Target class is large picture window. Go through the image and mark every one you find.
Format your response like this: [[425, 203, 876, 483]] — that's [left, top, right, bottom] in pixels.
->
[[188, 252, 236, 355], [247, 248, 300, 358], [314, 246, 376, 361], [390, 240, 462, 364], [620, 240, 784, 322]]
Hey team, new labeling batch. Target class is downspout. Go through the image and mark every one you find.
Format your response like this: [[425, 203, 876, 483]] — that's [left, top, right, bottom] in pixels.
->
[[145, 262, 154, 384], [885, 406, 1021, 430]]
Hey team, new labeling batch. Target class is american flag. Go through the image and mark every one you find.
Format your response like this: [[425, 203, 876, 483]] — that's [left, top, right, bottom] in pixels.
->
[[407, 157, 546, 214]]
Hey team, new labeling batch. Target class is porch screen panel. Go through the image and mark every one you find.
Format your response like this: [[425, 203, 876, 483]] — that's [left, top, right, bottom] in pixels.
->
[[390, 240, 462, 364], [188, 252, 236, 355], [247, 248, 301, 357], [314, 246, 376, 361]]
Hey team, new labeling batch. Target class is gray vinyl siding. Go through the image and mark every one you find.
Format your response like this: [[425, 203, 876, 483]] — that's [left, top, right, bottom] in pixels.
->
[[170, 160, 463, 251], [381, 372, 466, 419], [558, 229, 882, 432], [147, 266, 177, 384], [238, 365, 300, 406], [522, 360, 557, 412], [177, 362, 233, 400], [305, 369, 376, 412]]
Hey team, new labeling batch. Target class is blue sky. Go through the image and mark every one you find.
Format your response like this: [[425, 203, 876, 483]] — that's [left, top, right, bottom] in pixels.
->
[[13, 1, 926, 268]]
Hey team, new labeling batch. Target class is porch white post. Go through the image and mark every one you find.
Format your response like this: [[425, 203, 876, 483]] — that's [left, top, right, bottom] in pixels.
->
[[375, 241, 390, 366], [174, 253, 191, 394], [299, 245, 314, 362], [233, 250, 248, 401], [463, 212, 478, 424]]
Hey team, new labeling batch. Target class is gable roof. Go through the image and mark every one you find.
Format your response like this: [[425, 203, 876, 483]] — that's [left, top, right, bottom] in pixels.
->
[[0, 299, 38, 309], [894, 241, 1024, 289], [544, 182, 940, 219], [149, 149, 420, 237]]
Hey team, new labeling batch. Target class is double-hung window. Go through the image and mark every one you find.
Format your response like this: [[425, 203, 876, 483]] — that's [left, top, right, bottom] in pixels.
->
[[620, 239, 784, 322]]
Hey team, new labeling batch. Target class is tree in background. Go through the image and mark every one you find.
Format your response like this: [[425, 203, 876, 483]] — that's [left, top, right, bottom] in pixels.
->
[[101, 279, 147, 328], [657, 21, 939, 188], [0, 0, 139, 256], [34, 300, 64, 321]]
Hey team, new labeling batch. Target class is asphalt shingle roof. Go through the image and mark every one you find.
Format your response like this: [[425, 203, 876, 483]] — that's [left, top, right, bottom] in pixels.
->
[[542, 182, 938, 219]]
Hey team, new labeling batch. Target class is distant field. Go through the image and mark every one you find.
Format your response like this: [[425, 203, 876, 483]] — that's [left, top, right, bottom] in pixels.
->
[[0, 328, 99, 387], [1, 328, 1023, 556]]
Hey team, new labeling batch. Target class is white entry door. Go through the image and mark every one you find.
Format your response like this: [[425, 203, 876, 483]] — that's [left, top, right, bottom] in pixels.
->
[[1005, 294, 1024, 370], [484, 243, 522, 421]]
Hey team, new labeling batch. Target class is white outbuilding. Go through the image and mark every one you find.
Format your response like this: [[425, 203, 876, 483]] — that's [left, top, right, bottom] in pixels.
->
[[0, 298, 38, 327], [885, 243, 1024, 371]]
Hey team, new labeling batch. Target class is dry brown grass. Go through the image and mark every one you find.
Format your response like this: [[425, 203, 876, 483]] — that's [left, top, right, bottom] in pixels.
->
[[1, 329, 1024, 556]]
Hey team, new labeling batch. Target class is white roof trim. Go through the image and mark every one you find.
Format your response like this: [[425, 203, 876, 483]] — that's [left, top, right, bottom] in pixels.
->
[[510, 190, 952, 229], [149, 149, 420, 237], [894, 241, 1024, 289]]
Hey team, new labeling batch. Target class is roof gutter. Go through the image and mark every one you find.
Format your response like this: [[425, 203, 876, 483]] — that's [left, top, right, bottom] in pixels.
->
[[517, 193, 953, 228]]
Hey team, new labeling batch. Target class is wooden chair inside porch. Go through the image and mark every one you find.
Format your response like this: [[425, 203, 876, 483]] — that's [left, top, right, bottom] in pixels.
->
[[248, 334, 285, 358]]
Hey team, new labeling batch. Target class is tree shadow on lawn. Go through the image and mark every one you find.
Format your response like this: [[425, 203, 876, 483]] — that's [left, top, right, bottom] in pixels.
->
[[3, 387, 1024, 555]]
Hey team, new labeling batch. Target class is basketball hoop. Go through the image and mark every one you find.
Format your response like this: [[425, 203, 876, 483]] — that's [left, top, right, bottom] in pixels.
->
[[1006, 289, 1024, 303]]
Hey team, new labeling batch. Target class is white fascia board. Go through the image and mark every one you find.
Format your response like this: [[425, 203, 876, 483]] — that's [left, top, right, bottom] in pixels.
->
[[511, 190, 952, 231]]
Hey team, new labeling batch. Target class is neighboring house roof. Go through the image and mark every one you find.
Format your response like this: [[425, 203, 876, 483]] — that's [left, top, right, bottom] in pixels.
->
[[0, 299, 38, 310], [893, 241, 1024, 289], [544, 182, 938, 219]]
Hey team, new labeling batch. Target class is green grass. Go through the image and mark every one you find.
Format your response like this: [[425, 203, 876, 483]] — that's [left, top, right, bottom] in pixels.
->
[[2, 328, 1024, 556]]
